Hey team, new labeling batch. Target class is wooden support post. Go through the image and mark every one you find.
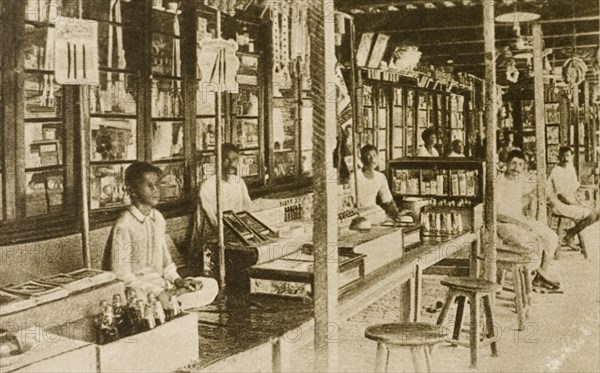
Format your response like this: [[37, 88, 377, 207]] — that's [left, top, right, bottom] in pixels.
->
[[214, 11, 226, 289], [560, 92, 570, 146], [584, 81, 590, 164], [79, 87, 91, 268], [591, 83, 598, 164], [398, 276, 416, 322], [573, 85, 581, 177], [482, 0, 497, 283], [309, 0, 339, 371], [532, 23, 547, 223]]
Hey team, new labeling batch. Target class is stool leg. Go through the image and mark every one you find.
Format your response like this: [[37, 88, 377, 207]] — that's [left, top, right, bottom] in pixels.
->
[[523, 267, 533, 307], [410, 347, 422, 373], [555, 216, 563, 260], [452, 296, 466, 346], [513, 265, 525, 331], [578, 233, 588, 259], [437, 290, 456, 327], [469, 293, 480, 369], [483, 294, 498, 357], [375, 342, 389, 373], [518, 267, 529, 316], [423, 346, 433, 373]]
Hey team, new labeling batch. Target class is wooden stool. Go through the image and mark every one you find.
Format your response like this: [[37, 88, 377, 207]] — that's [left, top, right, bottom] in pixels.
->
[[496, 250, 533, 331], [436, 277, 501, 369], [548, 213, 588, 259], [364, 322, 448, 373]]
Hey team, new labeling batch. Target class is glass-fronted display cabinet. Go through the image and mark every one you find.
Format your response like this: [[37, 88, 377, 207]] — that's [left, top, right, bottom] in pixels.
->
[[86, 0, 140, 210]]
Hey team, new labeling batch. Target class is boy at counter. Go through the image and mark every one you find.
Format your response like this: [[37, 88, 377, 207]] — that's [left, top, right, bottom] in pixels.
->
[[349, 144, 403, 222], [103, 161, 219, 304], [496, 150, 561, 291]]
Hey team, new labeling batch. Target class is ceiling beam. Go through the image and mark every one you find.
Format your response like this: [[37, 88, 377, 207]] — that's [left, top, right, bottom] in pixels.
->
[[412, 32, 598, 47], [336, 0, 469, 9], [419, 34, 599, 56], [372, 15, 600, 33]]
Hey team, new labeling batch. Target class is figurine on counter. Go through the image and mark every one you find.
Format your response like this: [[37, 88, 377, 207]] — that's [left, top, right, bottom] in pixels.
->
[[149, 293, 166, 325], [144, 301, 156, 329], [97, 300, 119, 343], [112, 294, 124, 327], [164, 294, 181, 319]]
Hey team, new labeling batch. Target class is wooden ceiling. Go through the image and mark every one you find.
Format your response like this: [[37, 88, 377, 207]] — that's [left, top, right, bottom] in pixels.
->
[[334, 0, 599, 82]]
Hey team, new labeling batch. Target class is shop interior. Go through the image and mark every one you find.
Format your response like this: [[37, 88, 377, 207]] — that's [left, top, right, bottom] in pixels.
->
[[0, 0, 599, 372]]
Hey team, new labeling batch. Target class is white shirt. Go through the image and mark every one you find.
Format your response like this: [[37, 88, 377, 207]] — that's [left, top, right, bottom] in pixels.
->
[[199, 174, 253, 227], [104, 206, 179, 295], [349, 170, 394, 209], [417, 146, 439, 157], [546, 164, 579, 203], [495, 173, 535, 218], [448, 152, 465, 158]]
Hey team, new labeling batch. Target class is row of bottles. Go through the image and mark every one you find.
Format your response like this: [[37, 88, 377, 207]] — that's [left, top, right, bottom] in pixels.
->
[[420, 211, 464, 237], [393, 169, 478, 197], [427, 198, 475, 207]]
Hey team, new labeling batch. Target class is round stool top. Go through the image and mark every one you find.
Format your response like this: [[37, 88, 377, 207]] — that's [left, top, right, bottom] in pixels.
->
[[364, 322, 448, 346], [440, 276, 502, 293]]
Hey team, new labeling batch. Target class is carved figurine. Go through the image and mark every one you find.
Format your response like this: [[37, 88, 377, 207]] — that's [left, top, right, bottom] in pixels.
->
[[149, 294, 166, 325], [97, 300, 118, 343], [166, 294, 181, 319], [144, 301, 156, 329], [112, 295, 124, 321]]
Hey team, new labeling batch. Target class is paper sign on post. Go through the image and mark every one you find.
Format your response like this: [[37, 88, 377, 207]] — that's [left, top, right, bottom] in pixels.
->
[[198, 38, 240, 93], [54, 19, 100, 85]]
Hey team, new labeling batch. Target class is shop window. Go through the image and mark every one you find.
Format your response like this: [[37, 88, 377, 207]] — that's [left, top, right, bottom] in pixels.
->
[[85, 0, 141, 212], [23, 12, 69, 217]]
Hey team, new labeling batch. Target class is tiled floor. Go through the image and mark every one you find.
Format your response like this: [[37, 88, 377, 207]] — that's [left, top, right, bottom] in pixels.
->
[[290, 222, 599, 372]]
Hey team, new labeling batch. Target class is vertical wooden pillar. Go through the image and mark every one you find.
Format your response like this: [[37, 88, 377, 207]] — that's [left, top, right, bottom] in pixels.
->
[[560, 91, 570, 146], [532, 23, 547, 223], [591, 83, 598, 163], [583, 81, 590, 163], [1, 0, 18, 221], [482, 0, 497, 283], [181, 0, 198, 198], [573, 85, 580, 176], [214, 12, 226, 289], [79, 86, 92, 268], [309, 0, 339, 371]]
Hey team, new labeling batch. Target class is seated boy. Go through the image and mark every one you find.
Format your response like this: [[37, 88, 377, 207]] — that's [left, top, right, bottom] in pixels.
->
[[103, 161, 218, 306]]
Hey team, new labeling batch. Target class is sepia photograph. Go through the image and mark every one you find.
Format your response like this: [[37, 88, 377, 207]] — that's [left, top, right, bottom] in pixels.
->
[[1, 0, 599, 372]]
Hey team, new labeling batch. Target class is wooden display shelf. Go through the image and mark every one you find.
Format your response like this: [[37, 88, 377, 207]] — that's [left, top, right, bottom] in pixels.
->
[[47, 312, 198, 373]]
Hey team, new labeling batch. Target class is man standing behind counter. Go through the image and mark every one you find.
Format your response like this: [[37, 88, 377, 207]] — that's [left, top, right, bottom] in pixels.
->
[[199, 143, 254, 229], [349, 144, 403, 222]]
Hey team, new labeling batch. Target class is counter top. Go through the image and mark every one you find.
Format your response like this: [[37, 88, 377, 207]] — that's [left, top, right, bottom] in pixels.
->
[[188, 231, 477, 371]]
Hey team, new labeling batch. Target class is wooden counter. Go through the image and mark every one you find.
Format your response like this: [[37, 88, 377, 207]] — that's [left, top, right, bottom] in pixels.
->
[[183, 231, 479, 372]]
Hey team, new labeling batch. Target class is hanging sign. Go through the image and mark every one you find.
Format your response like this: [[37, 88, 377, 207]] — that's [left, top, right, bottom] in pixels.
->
[[54, 19, 100, 85], [198, 38, 240, 93]]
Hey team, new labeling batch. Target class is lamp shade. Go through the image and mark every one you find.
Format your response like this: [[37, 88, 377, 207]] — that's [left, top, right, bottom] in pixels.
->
[[495, 11, 540, 23]]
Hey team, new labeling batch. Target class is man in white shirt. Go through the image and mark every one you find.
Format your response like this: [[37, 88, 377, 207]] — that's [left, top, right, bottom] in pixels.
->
[[496, 150, 561, 290], [199, 143, 254, 228], [417, 128, 440, 157], [547, 146, 599, 246], [349, 144, 402, 221], [447, 139, 465, 157]]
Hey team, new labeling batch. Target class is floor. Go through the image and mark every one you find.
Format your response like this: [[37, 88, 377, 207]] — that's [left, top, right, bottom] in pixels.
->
[[290, 222, 600, 372]]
